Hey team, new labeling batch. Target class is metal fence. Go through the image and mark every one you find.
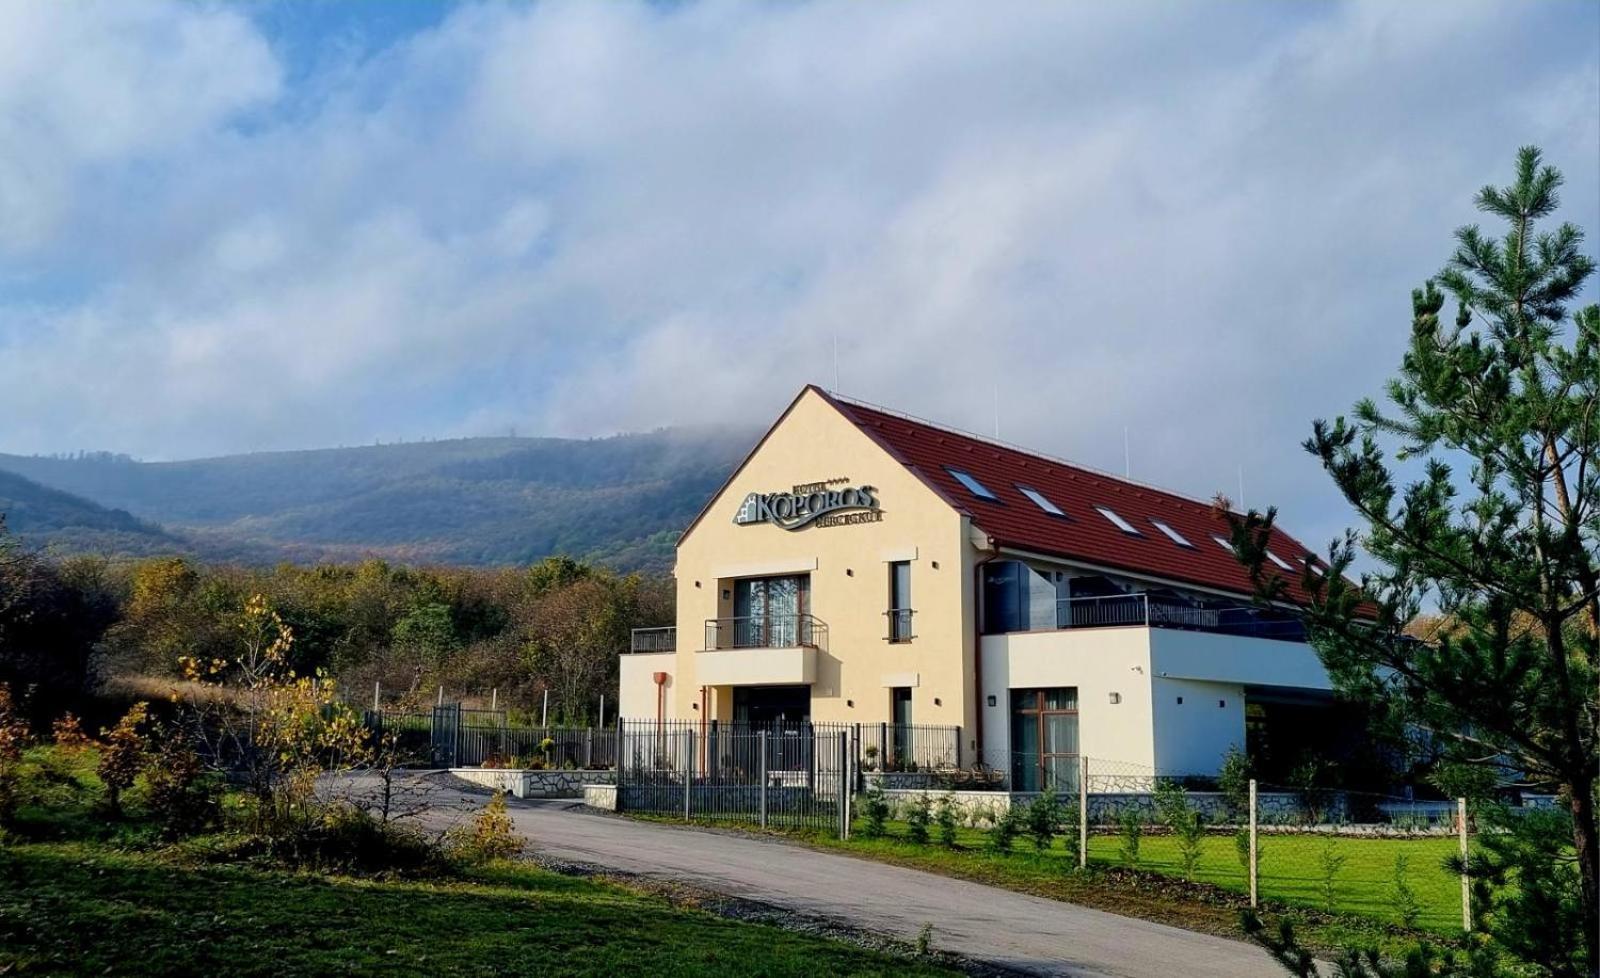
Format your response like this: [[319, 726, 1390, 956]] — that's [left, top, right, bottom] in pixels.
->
[[616, 718, 854, 835], [363, 705, 616, 769]]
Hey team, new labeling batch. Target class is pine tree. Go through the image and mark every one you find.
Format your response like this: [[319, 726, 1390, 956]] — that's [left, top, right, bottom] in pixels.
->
[[1232, 147, 1598, 974]]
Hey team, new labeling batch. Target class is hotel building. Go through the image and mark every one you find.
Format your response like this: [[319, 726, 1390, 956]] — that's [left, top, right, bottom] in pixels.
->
[[620, 386, 1333, 786]]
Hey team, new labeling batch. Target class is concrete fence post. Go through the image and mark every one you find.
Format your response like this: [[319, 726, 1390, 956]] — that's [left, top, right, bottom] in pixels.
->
[[584, 727, 593, 768], [759, 730, 769, 829], [1459, 797, 1471, 931], [1078, 754, 1089, 869], [1248, 779, 1259, 908]]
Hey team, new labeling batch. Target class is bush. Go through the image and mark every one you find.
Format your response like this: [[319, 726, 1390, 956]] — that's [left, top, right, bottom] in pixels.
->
[[1217, 744, 1250, 821], [1153, 780, 1205, 880], [51, 713, 92, 751], [97, 702, 150, 817], [905, 793, 931, 845], [1058, 802, 1081, 866], [1317, 838, 1347, 913], [860, 781, 889, 839], [934, 792, 958, 847], [989, 804, 1023, 853], [1026, 789, 1061, 851], [449, 791, 523, 865], [1117, 807, 1143, 867], [144, 728, 221, 839], [1389, 853, 1421, 929], [255, 802, 444, 875], [0, 684, 29, 825]]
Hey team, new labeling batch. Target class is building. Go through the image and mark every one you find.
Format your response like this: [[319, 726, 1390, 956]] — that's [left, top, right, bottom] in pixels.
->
[[620, 386, 1333, 787]]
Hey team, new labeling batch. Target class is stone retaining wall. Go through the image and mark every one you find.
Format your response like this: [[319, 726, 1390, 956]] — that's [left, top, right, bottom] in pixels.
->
[[451, 768, 615, 799], [583, 783, 618, 811]]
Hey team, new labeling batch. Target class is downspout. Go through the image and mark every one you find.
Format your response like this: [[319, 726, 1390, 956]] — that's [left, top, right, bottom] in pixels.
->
[[971, 533, 999, 769]]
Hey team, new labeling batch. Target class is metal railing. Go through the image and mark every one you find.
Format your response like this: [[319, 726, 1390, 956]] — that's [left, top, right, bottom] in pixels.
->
[[885, 608, 915, 642], [364, 706, 617, 768], [704, 613, 827, 650], [629, 626, 677, 653], [1053, 594, 1306, 642]]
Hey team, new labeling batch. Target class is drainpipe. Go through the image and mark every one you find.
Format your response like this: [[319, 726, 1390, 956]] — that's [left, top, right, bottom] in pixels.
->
[[972, 535, 999, 769]]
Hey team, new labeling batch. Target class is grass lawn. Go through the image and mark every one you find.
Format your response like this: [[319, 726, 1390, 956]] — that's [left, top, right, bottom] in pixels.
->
[[0, 748, 959, 977]]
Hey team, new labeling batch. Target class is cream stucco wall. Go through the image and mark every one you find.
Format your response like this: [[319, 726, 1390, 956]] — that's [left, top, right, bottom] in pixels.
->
[[979, 628, 1157, 771], [619, 651, 676, 720], [658, 389, 979, 742]]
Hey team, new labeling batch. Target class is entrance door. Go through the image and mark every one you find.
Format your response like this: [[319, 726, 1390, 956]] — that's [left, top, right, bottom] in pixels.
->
[[890, 687, 913, 768], [733, 575, 809, 647], [734, 685, 812, 771]]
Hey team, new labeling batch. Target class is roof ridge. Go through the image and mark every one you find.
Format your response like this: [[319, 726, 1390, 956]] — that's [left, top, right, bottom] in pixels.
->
[[827, 390, 1238, 516]]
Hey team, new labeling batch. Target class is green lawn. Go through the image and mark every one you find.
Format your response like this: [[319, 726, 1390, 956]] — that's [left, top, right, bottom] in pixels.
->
[[0, 748, 958, 977]]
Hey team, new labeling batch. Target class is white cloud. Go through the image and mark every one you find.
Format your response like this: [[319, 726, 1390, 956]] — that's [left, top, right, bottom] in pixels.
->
[[0, 0, 1595, 546]]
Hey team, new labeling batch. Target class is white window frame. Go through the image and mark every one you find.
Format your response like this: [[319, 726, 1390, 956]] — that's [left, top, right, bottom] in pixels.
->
[[947, 467, 998, 501], [1149, 519, 1195, 548], [1094, 505, 1141, 535]]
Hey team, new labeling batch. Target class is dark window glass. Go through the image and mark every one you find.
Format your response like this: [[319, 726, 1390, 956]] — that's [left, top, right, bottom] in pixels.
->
[[1009, 687, 1079, 793], [888, 561, 912, 641]]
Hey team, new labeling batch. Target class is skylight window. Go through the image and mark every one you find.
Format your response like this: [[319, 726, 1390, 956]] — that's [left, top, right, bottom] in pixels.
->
[[1303, 555, 1326, 575], [1094, 506, 1141, 535], [1266, 550, 1294, 571], [1018, 485, 1065, 517], [947, 467, 998, 501], [1212, 534, 1236, 554], [1149, 520, 1195, 548]]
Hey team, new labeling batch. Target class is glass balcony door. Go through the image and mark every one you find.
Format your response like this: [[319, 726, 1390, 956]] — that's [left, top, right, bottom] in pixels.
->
[[1010, 687, 1079, 792], [732, 574, 809, 647]]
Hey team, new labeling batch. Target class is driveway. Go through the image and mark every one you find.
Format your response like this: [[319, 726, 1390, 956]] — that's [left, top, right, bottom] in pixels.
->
[[371, 774, 1284, 978]]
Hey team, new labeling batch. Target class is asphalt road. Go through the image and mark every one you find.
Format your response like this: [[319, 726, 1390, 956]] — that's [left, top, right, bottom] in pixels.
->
[[365, 774, 1285, 978]]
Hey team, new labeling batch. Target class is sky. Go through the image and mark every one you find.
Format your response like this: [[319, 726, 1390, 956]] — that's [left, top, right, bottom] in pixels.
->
[[0, 0, 1596, 550]]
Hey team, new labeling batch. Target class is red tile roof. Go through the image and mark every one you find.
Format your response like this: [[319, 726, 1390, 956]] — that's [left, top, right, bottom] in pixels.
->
[[821, 388, 1323, 603]]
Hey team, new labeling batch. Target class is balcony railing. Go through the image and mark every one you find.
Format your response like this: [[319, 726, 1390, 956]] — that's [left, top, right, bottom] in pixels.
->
[[885, 608, 915, 643], [629, 626, 677, 653], [1054, 594, 1306, 643], [704, 613, 827, 651]]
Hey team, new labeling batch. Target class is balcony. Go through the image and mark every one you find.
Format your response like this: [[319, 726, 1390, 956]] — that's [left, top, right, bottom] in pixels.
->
[[703, 613, 827, 651], [629, 626, 676, 653], [885, 608, 915, 643], [1056, 594, 1305, 642], [697, 614, 823, 686]]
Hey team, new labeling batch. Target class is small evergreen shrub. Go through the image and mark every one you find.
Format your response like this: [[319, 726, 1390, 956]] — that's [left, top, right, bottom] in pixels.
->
[[1116, 806, 1143, 867], [934, 792, 958, 848], [1389, 853, 1421, 928], [989, 804, 1023, 853], [1026, 789, 1061, 851], [905, 793, 931, 845], [1317, 838, 1347, 913], [861, 781, 889, 839]]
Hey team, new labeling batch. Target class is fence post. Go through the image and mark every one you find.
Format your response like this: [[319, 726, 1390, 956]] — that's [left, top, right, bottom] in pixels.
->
[[759, 730, 769, 829], [372, 680, 380, 712], [684, 728, 693, 822], [585, 727, 594, 768], [614, 717, 625, 813], [1078, 754, 1089, 869], [839, 731, 850, 840], [1248, 778, 1259, 908], [1459, 797, 1470, 931]]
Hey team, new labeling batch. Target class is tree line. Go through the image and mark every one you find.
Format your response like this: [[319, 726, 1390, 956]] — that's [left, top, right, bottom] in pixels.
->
[[0, 524, 672, 730]]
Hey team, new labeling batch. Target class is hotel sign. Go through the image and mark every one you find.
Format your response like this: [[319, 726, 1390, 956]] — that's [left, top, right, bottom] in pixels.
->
[[734, 477, 882, 531]]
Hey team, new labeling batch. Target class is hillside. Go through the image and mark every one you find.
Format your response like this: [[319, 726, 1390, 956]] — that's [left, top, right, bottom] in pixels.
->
[[0, 427, 754, 571], [0, 470, 188, 558]]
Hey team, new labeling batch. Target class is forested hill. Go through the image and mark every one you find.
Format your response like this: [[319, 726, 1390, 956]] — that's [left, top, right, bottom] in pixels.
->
[[0, 469, 187, 558], [0, 427, 755, 571]]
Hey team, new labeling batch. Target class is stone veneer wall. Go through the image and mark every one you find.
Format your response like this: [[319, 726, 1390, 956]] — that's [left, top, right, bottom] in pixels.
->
[[451, 768, 616, 799], [583, 783, 618, 811], [878, 788, 1342, 829]]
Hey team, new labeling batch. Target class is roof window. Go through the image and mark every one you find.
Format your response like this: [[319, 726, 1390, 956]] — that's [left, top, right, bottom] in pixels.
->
[[1266, 550, 1294, 571], [947, 467, 998, 501], [1212, 534, 1236, 554], [1017, 485, 1065, 516], [1149, 519, 1195, 548], [1094, 506, 1141, 535]]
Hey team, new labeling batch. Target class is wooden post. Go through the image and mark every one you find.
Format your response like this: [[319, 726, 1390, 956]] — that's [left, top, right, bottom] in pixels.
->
[[372, 680, 380, 712], [759, 730, 769, 829], [1459, 797, 1471, 931], [491, 688, 498, 711], [1248, 779, 1259, 908], [1078, 754, 1089, 869]]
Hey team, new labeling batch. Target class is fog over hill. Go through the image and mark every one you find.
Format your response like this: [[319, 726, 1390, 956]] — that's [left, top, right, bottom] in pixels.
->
[[0, 427, 756, 572]]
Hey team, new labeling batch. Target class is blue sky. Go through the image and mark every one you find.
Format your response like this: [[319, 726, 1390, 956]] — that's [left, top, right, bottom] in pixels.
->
[[0, 0, 1596, 550]]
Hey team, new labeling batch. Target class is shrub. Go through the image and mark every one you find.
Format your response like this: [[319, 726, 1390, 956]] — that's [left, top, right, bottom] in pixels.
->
[[905, 793, 931, 845], [449, 791, 523, 865], [1389, 853, 1421, 928], [1026, 789, 1061, 851], [252, 802, 444, 875], [1217, 744, 1250, 821], [0, 685, 28, 825], [97, 702, 150, 817], [860, 781, 889, 839], [51, 713, 92, 751], [1058, 802, 1082, 866], [1234, 824, 1253, 875], [1317, 838, 1347, 913], [934, 792, 958, 847], [1116, 806, 1143, 867], [1153, 780, 1205, 880], [989, 804, 1023, 853], [144, 728, 221, 839]]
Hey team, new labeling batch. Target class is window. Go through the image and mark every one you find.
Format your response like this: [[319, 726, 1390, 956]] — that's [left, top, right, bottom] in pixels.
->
[[1010, 688, 1079, 792], [1094, 505, 1141, 535], [1266, 550, 1294, 571], [982, 560, 1060, 633], [1212, 534, 1236, 553], [888, 560, 913, 642], [1017, 485, 1065, 516], [947, 467, 998, 501], [1149, 519, 1195, 548]]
